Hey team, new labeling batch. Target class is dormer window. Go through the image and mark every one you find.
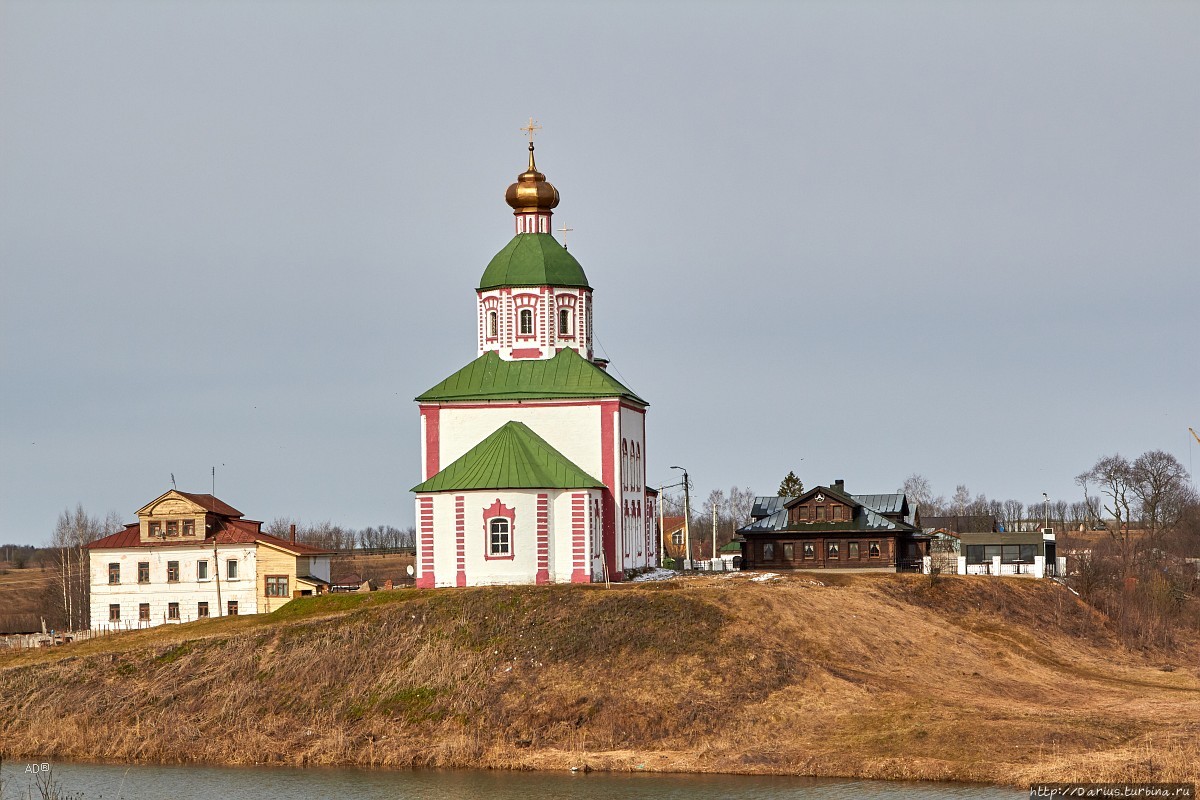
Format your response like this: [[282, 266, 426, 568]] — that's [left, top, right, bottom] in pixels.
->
[[182, 519, 195, 536], [148, 521, 161, 537], [166, 520, 178, 536]]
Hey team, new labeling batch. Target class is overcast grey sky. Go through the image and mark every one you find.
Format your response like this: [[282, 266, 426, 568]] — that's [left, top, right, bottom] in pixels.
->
[[2, 1, 1197, 545]]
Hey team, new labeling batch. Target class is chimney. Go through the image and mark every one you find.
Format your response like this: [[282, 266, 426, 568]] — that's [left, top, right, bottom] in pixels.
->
[[834, 479, 845, 494], [593, 358, 609, 371], [289, 524, 296, 543]]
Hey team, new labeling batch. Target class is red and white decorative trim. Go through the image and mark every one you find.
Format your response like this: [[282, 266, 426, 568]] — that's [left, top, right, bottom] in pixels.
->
[[483, 499, 516, 560], [417, 496, 435, 588], [571, 492, 588, 583], [536, 493, 549, 584], [455, 495, 466, 587]]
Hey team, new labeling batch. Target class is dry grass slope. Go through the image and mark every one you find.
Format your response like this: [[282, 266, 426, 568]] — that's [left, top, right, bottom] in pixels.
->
[[1, 573, 1197, 786]]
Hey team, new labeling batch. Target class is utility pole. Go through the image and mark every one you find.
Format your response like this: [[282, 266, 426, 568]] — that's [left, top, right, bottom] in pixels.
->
[[671, 466, 691, 570], [1042, 492, 1049, 531], [712, 503, 718, 570]]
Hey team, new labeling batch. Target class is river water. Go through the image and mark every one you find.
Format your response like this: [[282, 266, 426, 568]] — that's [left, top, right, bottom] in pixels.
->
[[0, 761, 1023, 799]]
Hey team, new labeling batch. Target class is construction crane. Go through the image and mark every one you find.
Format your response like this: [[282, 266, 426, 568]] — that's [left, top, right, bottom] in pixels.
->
[[1191, 427, 1200, 446]]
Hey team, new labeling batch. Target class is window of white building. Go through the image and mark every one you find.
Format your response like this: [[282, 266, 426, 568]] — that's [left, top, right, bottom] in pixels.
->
[[489, 518, 510, 556]]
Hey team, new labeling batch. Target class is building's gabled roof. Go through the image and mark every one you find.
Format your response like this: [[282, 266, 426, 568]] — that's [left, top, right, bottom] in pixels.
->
[[851, 493, 907, 517], [751, 496, 793, 519], [478, 233, 590, 290], [86, 519, 333, 555], [412, 421, 604, 494], [658, 515, 686, 534], [135, 490, 243, 519], [416, 348, 646, 405], [783, 485, 861, 511]]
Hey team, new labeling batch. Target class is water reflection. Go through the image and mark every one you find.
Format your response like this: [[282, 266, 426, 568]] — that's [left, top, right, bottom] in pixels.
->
[[0, 762, 1024, 800]]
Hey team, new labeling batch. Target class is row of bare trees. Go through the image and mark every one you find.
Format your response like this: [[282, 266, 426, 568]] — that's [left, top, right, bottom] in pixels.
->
[[262, 518, 415, 551]]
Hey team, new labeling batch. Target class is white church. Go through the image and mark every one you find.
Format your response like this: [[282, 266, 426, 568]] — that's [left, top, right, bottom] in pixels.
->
[[411, 137, 655, 586]]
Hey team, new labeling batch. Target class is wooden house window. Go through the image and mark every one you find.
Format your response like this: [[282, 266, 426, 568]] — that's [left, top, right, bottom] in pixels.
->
[[138, 603, 150, 621], [182, 519, 195, 536], [167, 561, 179, 582], [783, 543, 794, 560], [227, 601, 239, 616], [797, 506, 809, 521], [137, 562, 149, 583], [108, 563, 120, 584], [109, 604, 121, 622], [869, 541, 881, 559], [849, 542, 860, 559], [803, 543, 815, 560], [816, 506, 826, 521], [672, 530, 683, 546], [166, 520, 178, 536], [168, 602, 180, 620], [763, 542, 775, 560], [197, 602, 209, 618], [148, 521, 161, 537], [827, 541, 839, 559], [832, 506, 843, 521], [265, 576, 289, 597]]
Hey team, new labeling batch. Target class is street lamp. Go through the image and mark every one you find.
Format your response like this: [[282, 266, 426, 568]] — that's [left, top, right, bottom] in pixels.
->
[[1042, 492, 1049, 532], [671, 466, 692, 570]]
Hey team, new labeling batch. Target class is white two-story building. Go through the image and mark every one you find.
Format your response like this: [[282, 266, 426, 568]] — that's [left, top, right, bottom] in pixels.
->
[[87, 490, 332, 629]]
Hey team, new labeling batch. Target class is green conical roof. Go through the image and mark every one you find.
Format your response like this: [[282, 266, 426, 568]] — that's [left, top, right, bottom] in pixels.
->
[[416, 348, 647, 404], [411, 421, 603, 493], [479, 233, 590, 290]]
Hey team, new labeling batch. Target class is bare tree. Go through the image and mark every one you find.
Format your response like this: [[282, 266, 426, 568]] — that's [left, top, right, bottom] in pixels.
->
[[1130, 450, 1194, 535], [726, 485, 757, 530], [50, 504, 117, 631], [901, 474, 933, 513], [1077, 455, 1137, 575], [952, 485, 971, 515]]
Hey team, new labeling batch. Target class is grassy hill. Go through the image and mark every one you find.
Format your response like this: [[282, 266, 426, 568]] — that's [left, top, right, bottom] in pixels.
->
[[1, 573, 1197, 785]]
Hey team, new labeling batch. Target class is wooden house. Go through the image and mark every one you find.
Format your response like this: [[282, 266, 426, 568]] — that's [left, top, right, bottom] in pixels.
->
[[737, 481, 930, 572]]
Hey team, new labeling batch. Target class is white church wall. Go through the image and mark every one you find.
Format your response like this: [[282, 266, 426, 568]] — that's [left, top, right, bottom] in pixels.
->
[[438, 404, 602, 480]]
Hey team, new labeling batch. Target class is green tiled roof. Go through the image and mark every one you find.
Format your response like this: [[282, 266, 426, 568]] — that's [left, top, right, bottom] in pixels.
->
[[411, 421, 603, 493], [479, 233, 590, 290], [416, 348, 647, 404]]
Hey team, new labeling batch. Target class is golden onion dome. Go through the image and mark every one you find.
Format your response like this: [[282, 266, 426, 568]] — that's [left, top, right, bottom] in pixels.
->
[[505, 143, 560, 213]]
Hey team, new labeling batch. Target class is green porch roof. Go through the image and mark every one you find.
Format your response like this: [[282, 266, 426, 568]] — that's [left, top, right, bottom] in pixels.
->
[[479, 233, 590, 290], [416, 348, 647, 404], [411, 421, 603, 493]]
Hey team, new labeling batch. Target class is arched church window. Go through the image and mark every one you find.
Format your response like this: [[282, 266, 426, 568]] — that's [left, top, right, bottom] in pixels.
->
[[519, 309, 533, 336], [488, 311, 497, 338], [488, 518, 510, 556], [559, 308, 571, 336], [624, 441, 633, 491]]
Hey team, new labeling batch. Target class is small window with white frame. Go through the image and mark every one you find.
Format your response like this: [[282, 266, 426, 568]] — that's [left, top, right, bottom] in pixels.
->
[[489, 517, 511, 556], [519, 308, 533, 336], [226, 559, 238, 580]]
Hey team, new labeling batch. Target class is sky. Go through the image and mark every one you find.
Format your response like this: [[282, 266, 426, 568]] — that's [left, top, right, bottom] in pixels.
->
[[1, 1, 1197, 545]]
